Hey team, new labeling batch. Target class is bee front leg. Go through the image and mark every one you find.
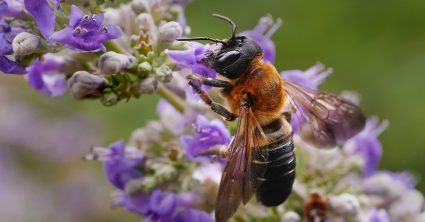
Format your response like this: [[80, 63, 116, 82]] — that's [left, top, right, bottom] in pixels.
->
[[187, 74, 233, 93], [188, 80, 237, 121]]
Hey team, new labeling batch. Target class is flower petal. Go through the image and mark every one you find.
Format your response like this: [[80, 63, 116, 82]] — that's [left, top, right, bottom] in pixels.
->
[[24, 0, 55, 39]]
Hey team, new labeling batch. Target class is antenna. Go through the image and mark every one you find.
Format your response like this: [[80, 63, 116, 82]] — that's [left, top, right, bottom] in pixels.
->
[[212, 13, 237, 39], [176, 37, 227, 45]]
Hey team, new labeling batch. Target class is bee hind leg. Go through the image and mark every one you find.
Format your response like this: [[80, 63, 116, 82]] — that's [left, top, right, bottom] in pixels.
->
[[188, 80, 237, 121], [194, 144, 229, 159]]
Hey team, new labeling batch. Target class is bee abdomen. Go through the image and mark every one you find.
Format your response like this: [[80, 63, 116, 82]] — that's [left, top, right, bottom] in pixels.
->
[[254, 138, 296, 207]]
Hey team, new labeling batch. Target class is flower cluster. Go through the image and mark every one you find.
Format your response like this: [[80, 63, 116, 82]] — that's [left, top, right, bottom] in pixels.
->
[[1, 0, 424, 222]]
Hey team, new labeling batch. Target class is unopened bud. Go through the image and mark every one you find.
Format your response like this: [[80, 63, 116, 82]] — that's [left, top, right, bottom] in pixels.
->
[[139, 76, 158, 94], [68, 71, 105, 99], [12, 32, 41, 55], [131, 0, 149, 14], [136, 13, 156, 34], [156, 65, 173, 82], [158, 21, 182, 43], [100, 88, 119, 106], [137, 61, 152, 74], [99, 51, 135, 75], [329, 193, 360, 217], [281, 211, 301, 222], [124, 178, 145, 196]]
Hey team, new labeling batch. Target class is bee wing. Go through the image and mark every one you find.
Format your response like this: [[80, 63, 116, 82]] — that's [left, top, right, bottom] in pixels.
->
[[215, 104, 268, 222], [282, 79, 366, 148]]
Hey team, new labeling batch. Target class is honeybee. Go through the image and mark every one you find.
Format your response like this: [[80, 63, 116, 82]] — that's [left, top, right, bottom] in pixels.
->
[[177, 14, 366, 222]]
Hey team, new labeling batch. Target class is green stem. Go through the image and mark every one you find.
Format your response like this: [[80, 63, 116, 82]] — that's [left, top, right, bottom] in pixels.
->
[[157, 85, 185, 113], [104, 40, 125, 54]]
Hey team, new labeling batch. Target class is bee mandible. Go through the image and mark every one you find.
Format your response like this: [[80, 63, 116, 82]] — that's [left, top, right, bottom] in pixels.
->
[[177, 14, 366, 222]]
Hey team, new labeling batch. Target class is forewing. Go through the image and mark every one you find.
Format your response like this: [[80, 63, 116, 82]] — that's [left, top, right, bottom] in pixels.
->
[[215, 105, 268, 222], [283, 79, 366, 148]]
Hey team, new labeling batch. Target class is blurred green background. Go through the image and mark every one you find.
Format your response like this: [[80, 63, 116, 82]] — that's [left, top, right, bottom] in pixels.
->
[[1, 0, 425, 221]]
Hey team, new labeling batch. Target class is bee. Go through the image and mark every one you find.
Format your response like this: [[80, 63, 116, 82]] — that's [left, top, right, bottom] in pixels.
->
[[177, 14, 366, 222]]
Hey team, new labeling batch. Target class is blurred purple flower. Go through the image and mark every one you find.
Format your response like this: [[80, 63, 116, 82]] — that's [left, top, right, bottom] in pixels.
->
[[27, 54, 67, 96], [180, 115, 230, 162], [50, 5, 122, 52], [86, 140, 144, 190], [240, 15, 281, 64], [156, 99, 185, 134], [122, 189, 209, 222], [24, 0, 58, 39], [0, 0, 24, 18], [0, 20, 25, 74], [383, 171, 417, 189], [166, 42, 217, 79], [368, 209, 390, 222], [174, 208, 213, 222], [280, 63, 332, 90], [344, 117, 388, 176]]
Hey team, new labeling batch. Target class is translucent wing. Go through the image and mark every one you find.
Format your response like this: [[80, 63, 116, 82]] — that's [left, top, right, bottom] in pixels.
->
[[215, 103, 268, 222], [283, 79, 366, 148]]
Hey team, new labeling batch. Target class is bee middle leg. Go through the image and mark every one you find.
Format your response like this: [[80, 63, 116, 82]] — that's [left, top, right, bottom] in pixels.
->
[[188, 80, 237, 121]]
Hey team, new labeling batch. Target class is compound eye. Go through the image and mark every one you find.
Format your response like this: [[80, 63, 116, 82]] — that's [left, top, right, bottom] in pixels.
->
[[215, 50, 241, 69]]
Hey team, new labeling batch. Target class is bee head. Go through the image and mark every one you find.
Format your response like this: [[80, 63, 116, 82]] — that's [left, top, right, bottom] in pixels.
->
[[177, 14, 262, 79]]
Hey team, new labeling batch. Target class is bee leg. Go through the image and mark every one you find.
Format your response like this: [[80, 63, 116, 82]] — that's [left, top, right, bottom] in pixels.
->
[[282, 111, 292, 122], [194, 144, 229, 159], [187, 74, 232, 92], [188, 80, 237, 121]]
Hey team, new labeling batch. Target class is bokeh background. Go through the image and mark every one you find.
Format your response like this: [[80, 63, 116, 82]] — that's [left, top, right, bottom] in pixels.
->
[[1, 0, 424, 221]]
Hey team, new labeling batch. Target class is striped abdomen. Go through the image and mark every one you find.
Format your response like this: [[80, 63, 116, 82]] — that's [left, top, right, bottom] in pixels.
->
[[254, 118, 296, 207]]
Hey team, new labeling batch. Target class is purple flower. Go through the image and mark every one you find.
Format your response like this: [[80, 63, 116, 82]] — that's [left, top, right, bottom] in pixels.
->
[[166, 42, 217, 79], [344, 117, 389, 176], [50, 5, 122, 52], [156, 99, 185, 135], [368, 209, 390, 222], [122, 189, 209, 222], [0, 20, 25, 74], [240, 15, 281, 64], [27, 54, 67, 96], [24, 0, 57, 39], [0, 0, 24, 18], [280, 63, 332, 90], [173, 208, 213, 222], [180, 115, 230, 162], [85, 140, 144, 190]]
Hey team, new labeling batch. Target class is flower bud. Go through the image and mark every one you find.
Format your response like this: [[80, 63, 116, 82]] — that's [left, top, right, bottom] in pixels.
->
[[137, 61, 152, 77], [156, 65, 173, 82], [138, 76, 158, 94], [329, 193, 360, 217], [99, 51, 135, 75], [12, 32, 41, 56], [131, 0, 149, 14], [68, 71, 105, 99], [281, 211, 301, 222], [158, 21, 182, 43], [136, 13, 156, 34]]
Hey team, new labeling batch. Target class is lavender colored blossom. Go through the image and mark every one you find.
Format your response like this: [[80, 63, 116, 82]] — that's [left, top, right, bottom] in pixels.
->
[[240, 15, 281, 64], [173, 208, 213, 222], [368, 209, 390, 222], [24, 0, 56, 39], [166, 42, 217, 79], [344, 117, 388, 176], [0, 20, 25, 74], [122, 189, 210, 222], [27, 54, 67, 96], [180, 115, 230, 162], [50, 5, 122, 52], [280, 63, 332, 90], [0, 0, 24, 18], [87, 140, 144, 190]]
